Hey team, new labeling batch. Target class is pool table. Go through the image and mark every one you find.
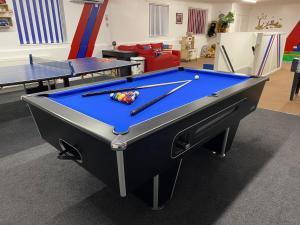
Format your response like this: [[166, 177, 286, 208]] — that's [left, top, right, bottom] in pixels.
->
[[22, 67, 268, 209]]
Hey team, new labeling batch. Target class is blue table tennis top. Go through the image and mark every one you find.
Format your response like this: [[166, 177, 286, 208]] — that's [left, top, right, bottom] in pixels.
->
[[0, 58, 136, 86], [47, 68, 251, 134]]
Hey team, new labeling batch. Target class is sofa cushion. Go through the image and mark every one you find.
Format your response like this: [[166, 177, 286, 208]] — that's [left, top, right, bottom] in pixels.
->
[[162, 44, 173, 49], [118, 43, 180, 72], [150, 43, 163, 50], [137, 44, 152, 50], [118, 45, 138, 51], [155, 54, 178, 61], [143, 45, 152, 50], [161, 49, 173, 55], [135, 48, 154, 57]]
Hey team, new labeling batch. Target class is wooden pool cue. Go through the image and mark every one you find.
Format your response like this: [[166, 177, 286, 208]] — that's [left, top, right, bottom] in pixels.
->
[[130, 80, 192, 116], [81, 80, 191, 97]]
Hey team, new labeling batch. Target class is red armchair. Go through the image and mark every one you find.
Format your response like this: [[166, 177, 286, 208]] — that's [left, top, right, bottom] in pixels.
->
[[118, 43, 180, 72]]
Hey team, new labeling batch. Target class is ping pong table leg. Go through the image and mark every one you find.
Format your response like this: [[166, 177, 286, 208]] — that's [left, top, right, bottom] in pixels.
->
[[91, 73, 94, 82], [113, 68, 120, 77], [46, 81, 52, 90], [38, 81, 43, 87], [23, 84, 27, 93], [63, 78, 70, 87]]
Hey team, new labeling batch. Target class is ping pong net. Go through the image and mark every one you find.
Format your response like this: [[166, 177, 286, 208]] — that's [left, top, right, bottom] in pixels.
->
[[29, 54, 75, 76]]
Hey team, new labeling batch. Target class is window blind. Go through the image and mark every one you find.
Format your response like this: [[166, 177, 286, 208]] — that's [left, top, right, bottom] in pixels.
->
[[149, 4, 169, 37]]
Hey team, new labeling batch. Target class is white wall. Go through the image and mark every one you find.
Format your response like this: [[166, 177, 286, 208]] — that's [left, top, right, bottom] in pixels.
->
[[0, 0, 213, 66], [208, 3, 232, 45], [214, 32, 257, 73], [211, 3, 252, 33], [247, 2, 300, 34], [109, 0, 212, 51], [211, 3, 233, 22], [215, 32, 286, 76], [0, 0, 111, 65], [4, 0, 298, 67], [232, 3, 251, 32], [209, 1, 300, 35]]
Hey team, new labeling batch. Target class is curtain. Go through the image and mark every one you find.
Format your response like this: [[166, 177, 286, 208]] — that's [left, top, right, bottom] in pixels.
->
[[187, 8, 207, 34]]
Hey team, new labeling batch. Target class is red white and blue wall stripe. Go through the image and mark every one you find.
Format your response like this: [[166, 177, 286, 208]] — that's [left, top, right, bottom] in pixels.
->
[[68, 0, 109, 59], [256, 33, 283, 76], [257, 35, 275, 76], [256, 34, 282, 77], [12, 0, 64, 44], [277, 34, 282, 68]]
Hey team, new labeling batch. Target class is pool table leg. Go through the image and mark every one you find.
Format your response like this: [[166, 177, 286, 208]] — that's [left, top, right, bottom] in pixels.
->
[[219, 128, 230, 158], [290, 73, 299, 101], [296, 75, 300, 95], [133, 159, 183, 210], [204, 122, 240, 157]]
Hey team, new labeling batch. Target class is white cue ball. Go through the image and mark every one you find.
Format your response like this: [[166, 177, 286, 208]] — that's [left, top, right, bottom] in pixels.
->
[[194, 75, 200, 80]]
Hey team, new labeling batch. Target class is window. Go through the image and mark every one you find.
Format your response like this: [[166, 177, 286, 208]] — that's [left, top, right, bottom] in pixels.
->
[[12, 0, 66, 44], [187, 8, 207, 34], [149, 4, 169, 37]]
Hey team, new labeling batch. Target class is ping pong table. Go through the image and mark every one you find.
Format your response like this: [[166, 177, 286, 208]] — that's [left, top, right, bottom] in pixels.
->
[[0, 55, 139, 93]]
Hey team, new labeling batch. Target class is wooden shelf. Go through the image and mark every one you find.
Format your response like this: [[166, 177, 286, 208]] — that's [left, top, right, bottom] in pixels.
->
[[0, 4, 9, 14], [0, 25, 10, 30], [0, 16, 12, 29], [180, 36, 196, 61], [0, 3, 13, 29]]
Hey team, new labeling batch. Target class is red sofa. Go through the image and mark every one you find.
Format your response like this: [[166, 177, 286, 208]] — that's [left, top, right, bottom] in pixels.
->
[[117, 43, 180, 72]]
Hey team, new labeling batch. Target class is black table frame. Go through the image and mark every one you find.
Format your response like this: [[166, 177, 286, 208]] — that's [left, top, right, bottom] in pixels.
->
[[22, 67, 269, 209]]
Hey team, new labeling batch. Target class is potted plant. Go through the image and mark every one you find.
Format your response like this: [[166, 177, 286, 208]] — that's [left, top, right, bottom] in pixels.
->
[[218, 12, 235, 33]]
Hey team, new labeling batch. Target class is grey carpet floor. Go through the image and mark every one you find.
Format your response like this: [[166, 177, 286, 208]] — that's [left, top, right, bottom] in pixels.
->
[[0, 108, 299, 225], [0, 116, 43, 158]]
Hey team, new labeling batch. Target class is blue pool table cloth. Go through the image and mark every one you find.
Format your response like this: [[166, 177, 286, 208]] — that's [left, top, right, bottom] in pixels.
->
[[48, 68, 250, 133]]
